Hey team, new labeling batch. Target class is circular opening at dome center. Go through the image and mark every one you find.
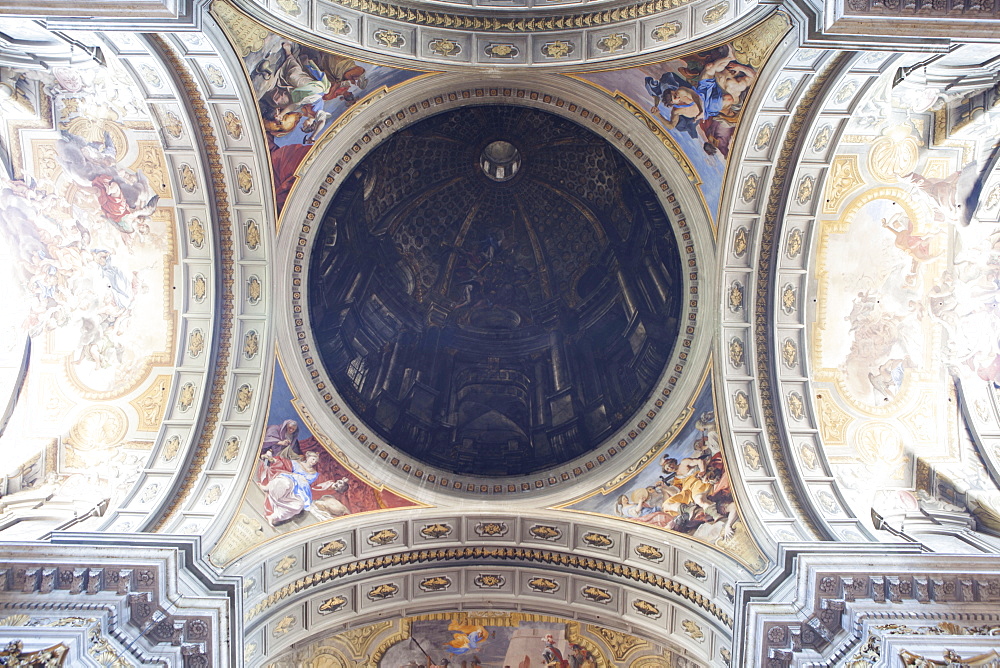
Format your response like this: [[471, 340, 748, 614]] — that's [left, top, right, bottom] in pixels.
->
[[481, 140, 521, 182], [308, 105, 683, 477]]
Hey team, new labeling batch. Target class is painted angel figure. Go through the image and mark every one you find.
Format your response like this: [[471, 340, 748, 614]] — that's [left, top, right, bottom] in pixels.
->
[[55, 130, 159, 239]]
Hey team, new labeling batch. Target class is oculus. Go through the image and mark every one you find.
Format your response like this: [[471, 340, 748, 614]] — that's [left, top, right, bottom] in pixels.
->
[[309, 105, 682, 476]]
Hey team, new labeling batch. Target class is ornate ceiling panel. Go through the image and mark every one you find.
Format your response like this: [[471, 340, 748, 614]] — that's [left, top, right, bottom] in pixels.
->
[[213, 0, 766, 68], [3, 3, 1000, 667]]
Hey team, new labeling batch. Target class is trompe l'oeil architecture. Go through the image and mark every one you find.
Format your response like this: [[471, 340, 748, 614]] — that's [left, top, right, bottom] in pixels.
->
[[2, 0, 1000, 665]]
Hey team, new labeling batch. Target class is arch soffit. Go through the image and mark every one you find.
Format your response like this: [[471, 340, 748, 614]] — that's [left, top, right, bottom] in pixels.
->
[[80, 28, 280, 537], [238, 512, 737, 665], [216, 0, 768, 71], [711, 35, 975, 546]]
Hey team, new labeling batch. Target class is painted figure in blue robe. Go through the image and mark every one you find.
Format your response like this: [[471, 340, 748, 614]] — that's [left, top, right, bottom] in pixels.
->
[[645, 44, 757, 145]]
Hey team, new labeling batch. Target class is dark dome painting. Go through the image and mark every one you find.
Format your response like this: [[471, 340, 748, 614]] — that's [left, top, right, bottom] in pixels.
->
[[308, 105, 683, 476]]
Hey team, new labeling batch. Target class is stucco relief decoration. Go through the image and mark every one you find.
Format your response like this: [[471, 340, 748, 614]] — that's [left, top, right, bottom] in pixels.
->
[[541, 41, 574, 59], [374, 29, 405, 49], [774, 78, 793, 102], [243, 329, 260, 358], [244, 218, 261, 249], [212, 0, 429, 214], [210, 360, 418, 565], [322, 14, 352, 35], [206, 64, 226, 88], [0, 55, 178, 527], [428, 38, 461, 57], [754, 122, 773, 150], [596, 33, 629, 54], [163, 435, 181, 462], [564, 377, 768, 571], [223, 110, 243, 139], [729, 337, 745, 366], [223, 435, 241, 462], [161, 109, 183, 138], [651, 21, 682, 42], [236, 164, 253, 193], [277, 0, 301, 16], [571, 11, 791, 221], [485, 43, 519, 59], [186, 216, 205, 248], [742, 440, 761, 470]]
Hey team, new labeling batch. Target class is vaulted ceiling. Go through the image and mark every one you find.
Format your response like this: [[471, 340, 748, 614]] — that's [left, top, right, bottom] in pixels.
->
[[2, 0, 1000, 665]]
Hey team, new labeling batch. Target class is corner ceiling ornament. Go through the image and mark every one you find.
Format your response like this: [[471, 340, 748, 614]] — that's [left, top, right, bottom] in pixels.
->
[[570, 11, 790, 223]]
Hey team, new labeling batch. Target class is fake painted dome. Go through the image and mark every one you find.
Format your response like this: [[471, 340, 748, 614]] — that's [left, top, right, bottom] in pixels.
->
[[308, 105, 682, 476]]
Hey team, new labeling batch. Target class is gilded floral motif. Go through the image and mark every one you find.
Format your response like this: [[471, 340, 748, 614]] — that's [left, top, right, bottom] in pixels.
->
[[163, 436, 181, 463], [741, 173, 759, 201], [774, 78, 794, 102], [787, 392, 805, 420], [682, 619, 704, 641], [754, 123, 773, 150], [235, 383, 252, 412], [734, 391, 751, 420], [650, 21, 681, 42], [781, 338, 797, 368], [188, 328, 205, 357], [237, 164, 253, 194], [162, 110, 183, 138], [245, 219, 261, 250], [243, 330, 259, 359], [222, 436, 240, 463], [729, 337, 745, 367], [180, 163, 197, 193], [276, 0, 300, 15], [702, 1, 729, 24], [597, 33, 628, 54], [429, 38, 460, 57], [204, 484, 222, 505], [375, 29, 405, 48], [484, 43, 518, 58], [781, 284, 796, 313], [743, 441, 761, 470], [178, 383, 195, 412], [223, 111, 243, 139], [322, 14, 351, 34], [193, 274, 207, 302], [205, 64, 225, 87], [247, 276, 262, 304], [729, 281, 744, 311], [541, 41, 573, 59], [272, 615, 295, 636], [785, 228, 803, 258], [796, 175, 814, 205], [187, 217, 205, 249]]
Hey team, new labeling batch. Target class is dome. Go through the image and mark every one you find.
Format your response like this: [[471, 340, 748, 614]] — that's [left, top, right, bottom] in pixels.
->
[[308, 105, 682, 476]]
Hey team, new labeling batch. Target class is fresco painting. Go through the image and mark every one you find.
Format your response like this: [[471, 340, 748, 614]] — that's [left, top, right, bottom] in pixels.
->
[[211, 359, 418, 561], [0, 65, 173, 396], [380, 618, 598, 668], [812, 68, 1000, 522], [563, 375, 766, 571], [0, 56, 176, 535], [254, 359, 417, 528], [570, 11, 790, 222], [214, 1, 427, 214], [265, 612, 689, 667]]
